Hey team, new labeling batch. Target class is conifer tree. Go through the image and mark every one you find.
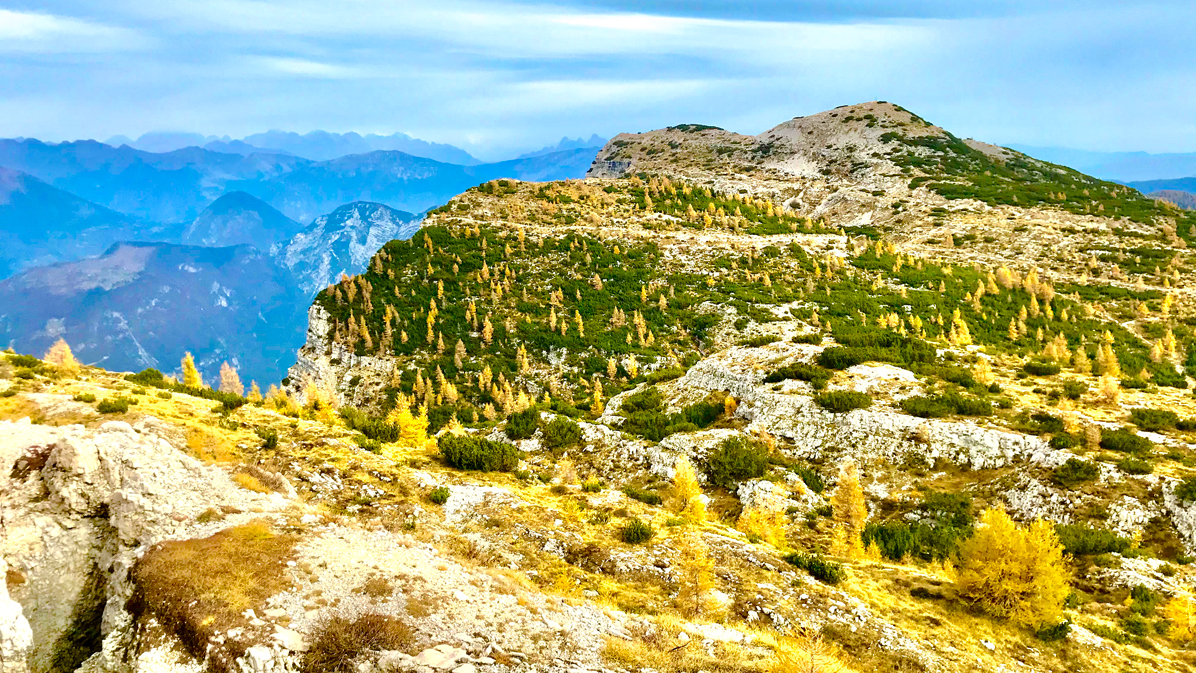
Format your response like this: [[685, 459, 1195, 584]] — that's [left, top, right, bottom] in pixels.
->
[[454, 339, 467, 368], [675, 533, 718, 617], [955, 507, 1070, 628], [672, 455, 705, 522], [247, 381, 263, 403], [181, 352, 203, 388], [43, 338, 80, 374], [219, 362, 244, 396], [830, 461, 867, 559]]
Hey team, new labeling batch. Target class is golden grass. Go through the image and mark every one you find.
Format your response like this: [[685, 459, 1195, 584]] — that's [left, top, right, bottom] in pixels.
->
[[232, 472, 272, 493], [130, 520, 297, 673]]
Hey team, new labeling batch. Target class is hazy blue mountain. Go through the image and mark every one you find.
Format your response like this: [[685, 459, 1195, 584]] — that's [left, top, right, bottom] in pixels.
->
[[0, 138, 593, 225], [203, 139, 294, 157], [240, 130, 480, 164], [240, 147, 600, 223], [281, 202, 420, 294], [0, 242, 309, 385], [0, 138, 309, 222], [108, 132, 216, 153], [1127, 177, 1196, 194], [1148, 190, 1196, 210], [1008, 144, 1196, 182], [517, 134, 607, 159], [182, 191, 302, 251], [0, 167, 177, 280]]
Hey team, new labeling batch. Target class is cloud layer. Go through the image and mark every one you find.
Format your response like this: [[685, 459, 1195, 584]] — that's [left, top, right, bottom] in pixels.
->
[[2, 0, 1194, 158]]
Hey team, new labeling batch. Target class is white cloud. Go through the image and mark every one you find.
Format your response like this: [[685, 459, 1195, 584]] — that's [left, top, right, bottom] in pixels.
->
[[0, 9, 143, 52], [256, 57, 359, 78]]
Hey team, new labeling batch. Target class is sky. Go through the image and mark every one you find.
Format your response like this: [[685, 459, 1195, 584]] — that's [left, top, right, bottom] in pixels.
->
[[2, 0, 1195, 161]]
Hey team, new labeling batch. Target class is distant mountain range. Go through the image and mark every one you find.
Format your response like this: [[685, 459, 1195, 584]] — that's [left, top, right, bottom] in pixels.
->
[[1008, 144, 1196, 183], [1149, 190, 1196, 210], [517, 134, 607, 159], [0, 138, 600, 224]]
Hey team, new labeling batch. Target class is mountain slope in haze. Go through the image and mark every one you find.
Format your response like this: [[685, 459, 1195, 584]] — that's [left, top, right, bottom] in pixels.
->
[[0, 138, 308, 222], [1128, 176, 1196, 195], [282, 202, 419, 295], [240, 130, 480, 164], [0, 242, 307, 385], [1149, 189, 1196, 209], [0, 167, 176, 279], [516, 134, 607, 159], [1009, 144, 1196, 182], [182, 191, 302, 250], [243, 147, 600, 223]]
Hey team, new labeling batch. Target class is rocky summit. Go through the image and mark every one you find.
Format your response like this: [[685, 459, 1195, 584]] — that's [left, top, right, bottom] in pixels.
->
[[7, 102, 1196, 673]]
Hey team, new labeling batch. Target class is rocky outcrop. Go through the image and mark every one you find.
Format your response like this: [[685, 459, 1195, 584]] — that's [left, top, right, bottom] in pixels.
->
[[285, 304, 397, 407], [0, 418, 290, 673]]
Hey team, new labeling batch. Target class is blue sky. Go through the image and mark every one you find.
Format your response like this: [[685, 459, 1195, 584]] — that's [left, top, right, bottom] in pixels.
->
[[2, 0, 1194, 160]]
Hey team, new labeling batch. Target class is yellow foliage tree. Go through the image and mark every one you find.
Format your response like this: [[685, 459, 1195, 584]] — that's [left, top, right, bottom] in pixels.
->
[[247, 381, 263, 403], [43, 338, 80, 374], [737, 506, 787, 549], [672, 455, 705, 523], [954, 507, 1071, 628], [772, 637, 849, 673], [218, 362, 244, 396], [1163, 592, 1196, 641], [674, 533, 719, 618], [181, 352, 203, 388], [830, 461, 867, 559], [386, 394, 432, 450]]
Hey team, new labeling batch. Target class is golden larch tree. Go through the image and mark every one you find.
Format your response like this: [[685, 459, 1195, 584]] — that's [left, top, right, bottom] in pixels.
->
[[954, 507, 1070, 628], [219, 362, 244, 396], [830, 461, 867, 559], [672, 455, 705, 523], [43, 338, 80, 375], [181, 352, 203, 388]]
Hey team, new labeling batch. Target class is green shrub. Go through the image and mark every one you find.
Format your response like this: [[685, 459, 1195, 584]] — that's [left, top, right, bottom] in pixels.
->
[[1130, 408, 1179, 432], [1054, 524, 1132, 555], [740, 334, 780, 347], [1100, 428, 1154, 455], [623, 486, 663, 506], [1118, 457, 1153, 474], [97, 397, 132, 414], [645, 368, 685, 384], [790, 465, 825, 493], [1062, 380, 1087, 400], [705, 436, 770, 489], [1175, 477, 1196, 503], [352, 435, 382, 454], [763, 362, 832, 389], [1024, 361, 1062, 376], [621, 518, 655, 544], [542, 416, 582, 452], [505, 408, 540, 440], [1052, 458, 1100, 488], [782, 552, 846, 584], [1049, 432, 1080, 450], [862, 521, 969, 562], [6, 354, 40, 368], [791, 333, 823, 345], [582, 479, 604, 493], [813, 390, 872, 413], [73, 393, 97, 403], [1036, 621, 1072, 642], [900, 393, 991, 418], [438, 435, 522, 472], [428, 486, 450, 505], [256, 428, 279, 451]]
